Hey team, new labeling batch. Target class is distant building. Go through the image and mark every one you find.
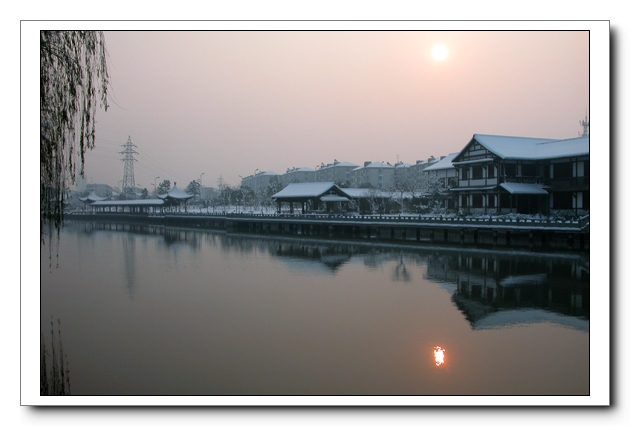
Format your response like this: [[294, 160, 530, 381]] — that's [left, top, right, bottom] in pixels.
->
[[423, 154, 459, 186], [199, 186, 216, 201], [240, 170, 282, 194], [347, 161, 395, 189], [282, 167, 316, 186], [314, 160, 359, 185], [422, 153, 459, 209], [404, 156, 441, 186], [85, 182, 115, 198]]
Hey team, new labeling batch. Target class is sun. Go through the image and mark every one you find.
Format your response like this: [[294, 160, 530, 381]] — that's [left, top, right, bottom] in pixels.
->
[[431, 44, 449, 62]]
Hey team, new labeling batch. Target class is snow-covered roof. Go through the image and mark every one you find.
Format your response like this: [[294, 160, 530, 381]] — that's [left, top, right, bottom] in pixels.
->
[[272, 182, 351, 200], [340, 188, 375, 198], [352, 161, 395, 171], [158, 185, 194, 200], [499, 274, 547, 287], [333, 161, 359, 167], [79, 191, 106, 202], [422, 153, 458, 171], [318, 161, 359, 169], [535, 136, 590, 159], [272, 182, 335, 199], [91, 199, 164, 206], [471, 134, 589, 160], [473, 309, 589, 332], [500, 182, 549, 195]]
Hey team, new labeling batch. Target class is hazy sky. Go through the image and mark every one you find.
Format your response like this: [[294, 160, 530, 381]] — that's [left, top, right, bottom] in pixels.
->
[[85, 29, 589, 190]]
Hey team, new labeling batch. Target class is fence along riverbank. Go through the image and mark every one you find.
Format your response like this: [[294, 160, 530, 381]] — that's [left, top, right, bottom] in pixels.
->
[[65, 212, 589, 253]]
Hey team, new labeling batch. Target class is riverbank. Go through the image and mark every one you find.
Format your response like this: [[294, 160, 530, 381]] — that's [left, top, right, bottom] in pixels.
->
[[65, 211, 589, 253]]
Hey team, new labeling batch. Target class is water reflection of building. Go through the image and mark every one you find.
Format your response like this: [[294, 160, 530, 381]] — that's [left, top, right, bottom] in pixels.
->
[[425, 251, 589, 330], [69, 222, 589, 329], [268, 242, 355, 273]]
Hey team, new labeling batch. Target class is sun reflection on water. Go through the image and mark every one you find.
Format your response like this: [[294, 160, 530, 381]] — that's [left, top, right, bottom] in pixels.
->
[[433, 346, 446, 366]]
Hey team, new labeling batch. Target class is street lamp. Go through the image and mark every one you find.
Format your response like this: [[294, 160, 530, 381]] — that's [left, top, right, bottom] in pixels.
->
[[154, 176, 160, 197]]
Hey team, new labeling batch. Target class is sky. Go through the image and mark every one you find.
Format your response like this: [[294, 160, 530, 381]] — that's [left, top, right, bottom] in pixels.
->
[[83, 28, 589, 190]]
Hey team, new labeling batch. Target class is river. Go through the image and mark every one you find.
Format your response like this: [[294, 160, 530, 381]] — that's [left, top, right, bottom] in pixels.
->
[[40, 220, 589, 396]]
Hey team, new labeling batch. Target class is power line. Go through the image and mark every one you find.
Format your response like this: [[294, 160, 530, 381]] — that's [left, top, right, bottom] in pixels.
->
[[92, 137, 192, 184]]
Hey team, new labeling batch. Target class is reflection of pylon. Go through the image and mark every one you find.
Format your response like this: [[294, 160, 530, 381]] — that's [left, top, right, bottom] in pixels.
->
[[120, 136, 138, 195]]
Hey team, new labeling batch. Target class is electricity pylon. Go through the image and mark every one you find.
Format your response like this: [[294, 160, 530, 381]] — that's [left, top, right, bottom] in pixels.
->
[[120, 136, 138, 197]]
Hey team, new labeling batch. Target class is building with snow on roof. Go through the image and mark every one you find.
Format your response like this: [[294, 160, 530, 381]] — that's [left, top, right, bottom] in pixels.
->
[[404, 156, 441, 184], [271, 182, 353, 214], [423, 153, 459, 184], [157, 182, 195, 212], [314, 160, 360, 186], [85, 182, 115, 198], [449, 134, 589, 215], [347, 161, 396, 189], [282, 167, 316, 186], [79, 191, 107, 204], [240, 170, 282, 194], [422, 153, 459, 210]]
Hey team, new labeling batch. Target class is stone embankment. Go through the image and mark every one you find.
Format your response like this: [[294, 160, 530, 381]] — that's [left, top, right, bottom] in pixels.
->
[[66, 212, 589, 253]]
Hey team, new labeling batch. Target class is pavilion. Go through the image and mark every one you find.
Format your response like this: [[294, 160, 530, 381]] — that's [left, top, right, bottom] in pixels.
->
[[158, 183, 194, 212], [79, 191, 107, 211], [271, 182, 354, 214]]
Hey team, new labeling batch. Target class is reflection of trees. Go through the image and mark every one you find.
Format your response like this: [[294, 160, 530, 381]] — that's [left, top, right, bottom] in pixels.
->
[[392, 253, 412, 282], [162, 229, 202, 250], [122, 233, 136, 296], [75, 221, 204, 252]]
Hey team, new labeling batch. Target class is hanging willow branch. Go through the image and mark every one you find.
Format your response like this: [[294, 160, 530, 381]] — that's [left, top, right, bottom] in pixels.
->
[[40, 31, 109, 243]]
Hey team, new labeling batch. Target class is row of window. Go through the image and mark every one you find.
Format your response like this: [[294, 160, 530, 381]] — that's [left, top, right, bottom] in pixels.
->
[[458, 191, 590, 210], [459, 161, 590, 181]]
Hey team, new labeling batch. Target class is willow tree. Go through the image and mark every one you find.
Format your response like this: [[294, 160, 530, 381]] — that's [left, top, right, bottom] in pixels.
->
[[40, 31, 109, 240]]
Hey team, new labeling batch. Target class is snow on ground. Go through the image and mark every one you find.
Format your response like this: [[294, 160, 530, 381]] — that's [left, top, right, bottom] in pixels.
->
[[185, 205, 586, 223]]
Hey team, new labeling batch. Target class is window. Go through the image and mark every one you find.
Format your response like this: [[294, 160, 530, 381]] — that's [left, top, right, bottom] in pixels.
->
[[553, 162, 572, 179], [487, 194, 495, 208], [584, 160, 590, 177], [504, 163, 517, 177], [472, 165, 484, 179], [472, 194, 483, 208], [488, 165, 495, 179], [521, 164, 537, 177], [553, 192, 573, 209], [582, 190, 590, 210], [461, 167, 468, 180]]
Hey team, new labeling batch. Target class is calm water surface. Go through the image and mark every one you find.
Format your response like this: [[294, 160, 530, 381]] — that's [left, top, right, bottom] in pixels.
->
[[41, 221, 589, 396]]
